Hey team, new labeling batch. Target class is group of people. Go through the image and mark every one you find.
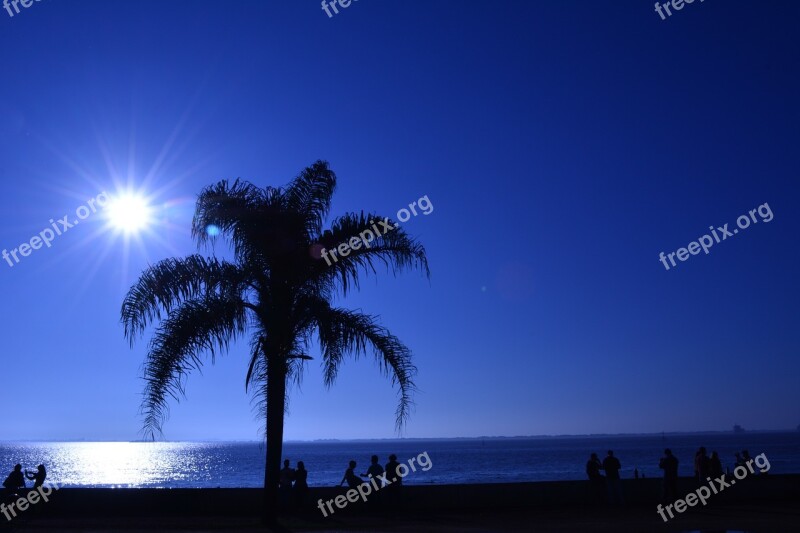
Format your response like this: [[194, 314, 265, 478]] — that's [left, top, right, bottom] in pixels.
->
[[664, 447, 761, 500], [339, 454, 402, 491], [586, 450, 624, 504], [338, 454, 404, 508], [587, 447, 759, 504], [278, 460, 309, 507], [2, 464, 47, 500], [690, 447, 725, 485], [278, 454, 405, 508]]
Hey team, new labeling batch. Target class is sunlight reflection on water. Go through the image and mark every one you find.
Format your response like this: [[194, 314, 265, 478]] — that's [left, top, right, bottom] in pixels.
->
[[1, 442, 231, 488]]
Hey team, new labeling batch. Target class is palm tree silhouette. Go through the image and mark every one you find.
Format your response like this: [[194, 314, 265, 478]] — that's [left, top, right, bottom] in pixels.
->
[[120, 160, 429, 525]]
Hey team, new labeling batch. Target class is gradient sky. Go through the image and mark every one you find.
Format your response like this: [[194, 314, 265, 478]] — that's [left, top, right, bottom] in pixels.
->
[[0, 0, 797, 441]]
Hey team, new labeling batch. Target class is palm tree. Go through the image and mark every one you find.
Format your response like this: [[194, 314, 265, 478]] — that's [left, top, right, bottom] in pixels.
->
[[120, 160, 429, 525]]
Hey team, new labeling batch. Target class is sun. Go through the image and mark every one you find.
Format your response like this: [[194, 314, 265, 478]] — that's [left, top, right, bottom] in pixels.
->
[[106, 193, 153, 234]]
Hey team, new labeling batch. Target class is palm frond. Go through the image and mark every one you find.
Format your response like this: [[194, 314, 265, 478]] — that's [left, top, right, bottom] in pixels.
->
[[307, 297, 417, 430], [192, 179, 279, 258], [312, 211, 430, 295], [283, 160, 337, 238], [140, 294, 248, 439], [121, 255, 248, 344]]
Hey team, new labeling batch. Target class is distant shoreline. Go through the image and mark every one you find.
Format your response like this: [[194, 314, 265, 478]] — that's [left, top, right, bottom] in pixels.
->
[[3, 428, 798, 443]]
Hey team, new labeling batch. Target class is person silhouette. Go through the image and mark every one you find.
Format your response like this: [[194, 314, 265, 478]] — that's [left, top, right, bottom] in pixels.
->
[[694, 447, 710, 484], [360, 455, 385, 504], [709, 452, 723, 478], [383, 454, 402, 508], [603, 450, 623, 504], [25, 465, 46, 488], [385, 454, 401, 485], [693, 448, 700, 479], [279, 459, 295, 506], [363, 455, 385, 485], [659, 449, 679, 502], [340, 460, 363, 489], [2, 464, 25, 495], [734, 452, 744, 468], [586, 453, 605, 503], [293, 461, 308, 508]]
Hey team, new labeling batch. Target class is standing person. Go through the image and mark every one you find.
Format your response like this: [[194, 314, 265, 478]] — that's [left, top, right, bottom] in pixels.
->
[[741, 450, 753, 465], [293, 461, 308, 509], [384, 454, 402, 508], [709, 452, 723, 479], [586, 453, 605, 504], [695, 447, 710, 484], [25, 465, 46, 488], [659, 449, 679, 503], [602, 450, 623, 504], [279, 459, 295, 506], [340, 460, 363, 489]]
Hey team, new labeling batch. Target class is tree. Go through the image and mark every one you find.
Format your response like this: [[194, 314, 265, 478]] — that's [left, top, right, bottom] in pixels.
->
[[120, 161, 429, 525]]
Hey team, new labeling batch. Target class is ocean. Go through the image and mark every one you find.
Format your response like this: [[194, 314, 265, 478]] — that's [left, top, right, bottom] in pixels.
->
[[1, 432, 798, 488]]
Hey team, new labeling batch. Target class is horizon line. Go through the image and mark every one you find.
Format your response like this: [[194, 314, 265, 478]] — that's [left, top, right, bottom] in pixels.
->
[[3, 427, 798, 443]]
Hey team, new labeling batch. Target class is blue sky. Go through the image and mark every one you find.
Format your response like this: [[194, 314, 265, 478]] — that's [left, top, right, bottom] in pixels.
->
[[0, 0, 797, 441]]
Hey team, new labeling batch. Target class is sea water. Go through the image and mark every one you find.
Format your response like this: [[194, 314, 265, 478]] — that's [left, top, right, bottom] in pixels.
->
[[0, 432, 798, 488]]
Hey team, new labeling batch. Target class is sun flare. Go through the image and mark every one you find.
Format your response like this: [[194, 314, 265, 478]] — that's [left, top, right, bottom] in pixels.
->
[[106, 193, 153, 234]]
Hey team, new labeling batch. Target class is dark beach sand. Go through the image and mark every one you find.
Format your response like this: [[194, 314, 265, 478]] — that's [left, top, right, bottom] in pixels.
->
[[4, 476, 799, 532], [10, 503, 800, 532]]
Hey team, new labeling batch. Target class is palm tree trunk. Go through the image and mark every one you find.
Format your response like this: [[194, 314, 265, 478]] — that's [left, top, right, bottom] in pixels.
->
[[263, 355, 287, 526]]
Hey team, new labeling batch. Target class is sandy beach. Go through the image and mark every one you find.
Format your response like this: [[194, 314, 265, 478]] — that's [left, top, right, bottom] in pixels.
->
[[3, 476, 799, 532], [8, 503, 800, 532]]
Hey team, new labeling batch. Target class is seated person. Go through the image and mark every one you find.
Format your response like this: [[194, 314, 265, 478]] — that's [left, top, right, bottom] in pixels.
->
[[25, 465, 47, 488]]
